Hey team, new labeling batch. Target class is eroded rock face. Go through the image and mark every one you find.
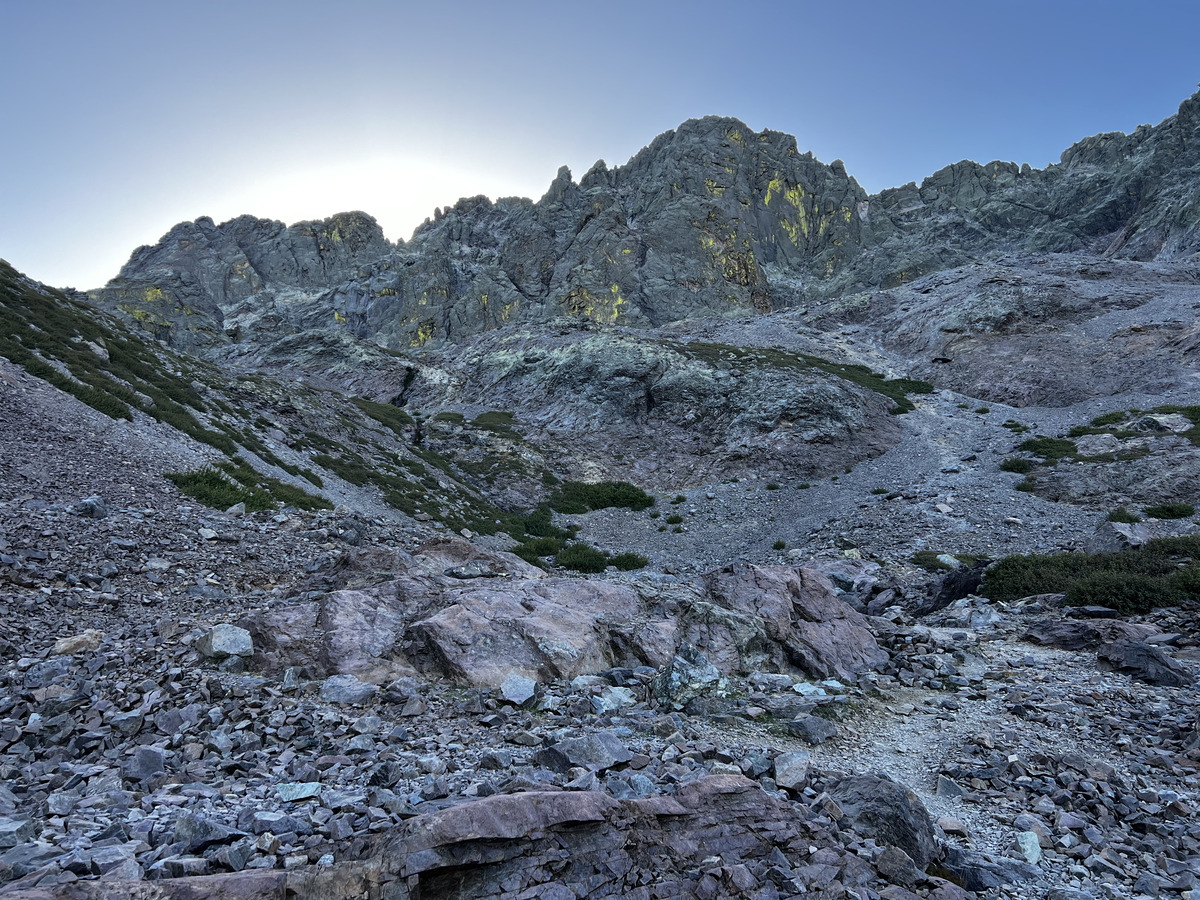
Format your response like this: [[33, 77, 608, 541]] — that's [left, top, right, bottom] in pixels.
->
[[700, 563, 889, 681], [236, 542, 888, 690]]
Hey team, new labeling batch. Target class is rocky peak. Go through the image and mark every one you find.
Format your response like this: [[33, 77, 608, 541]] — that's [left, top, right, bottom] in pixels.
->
[[90, 90, 1200, 353]]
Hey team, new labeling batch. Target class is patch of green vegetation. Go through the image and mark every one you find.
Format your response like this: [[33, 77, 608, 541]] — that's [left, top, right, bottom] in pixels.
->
[[1002, 420, 1030, 434], [772, 539, 787, 551], [1000, 458, 1033, 474], [798, 482, 811, 489], [352, 397, 414, 436], [611, 552, 648, 571], [1015, 475, 1038, 492], [549, 481, 655, 514], [472, 410, 520, 438], [1017, 435, 1078, 465], [665, 513, 684, 525], [649, 510, 661, 519], [0, 262, 244, 452], [981, 536, 1200, 613], [766, 482, 780, 490], [911, 550, 980, 572], [555, 542, 610, 573], [1144, 502, 1195, 520], [1107, 507, 1142, 524], [671, 494, 687, 504], [975, 407, 990, 414], [670, 341, 934, 414], [166, 467, 274, 512], [870, 487, 889, 495], [956, 403, 970, 409], [1091, 411, 1126, 428]]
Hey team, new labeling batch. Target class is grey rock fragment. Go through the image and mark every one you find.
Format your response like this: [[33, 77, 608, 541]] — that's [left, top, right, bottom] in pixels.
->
[[786, 715, 839, 744], [196, 623, 254, 659], [319, 674, 379, 704], [1098, 639, 1194, 686], [535, 732, 633, 774], [499, 673, 537, 707]]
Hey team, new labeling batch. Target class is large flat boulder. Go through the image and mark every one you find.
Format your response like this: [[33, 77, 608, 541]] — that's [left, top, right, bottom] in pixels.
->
[[409, 579, 639, 687]]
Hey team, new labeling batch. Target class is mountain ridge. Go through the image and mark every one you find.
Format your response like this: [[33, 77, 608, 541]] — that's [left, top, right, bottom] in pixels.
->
[[89, 89, 1200, 355]]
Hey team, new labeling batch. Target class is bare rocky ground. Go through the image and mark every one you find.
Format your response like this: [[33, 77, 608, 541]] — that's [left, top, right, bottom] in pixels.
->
[[3, 336, 1200, 900]]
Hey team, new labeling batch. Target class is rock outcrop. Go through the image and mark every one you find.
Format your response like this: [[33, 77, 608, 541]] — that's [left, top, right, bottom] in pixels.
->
[[91, 91, 1200, 354]]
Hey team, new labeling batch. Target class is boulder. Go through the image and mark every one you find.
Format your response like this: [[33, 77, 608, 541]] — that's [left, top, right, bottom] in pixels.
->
[[196, 624, 254, 660], [499, 673, 537, 707], [652, 644, 723, 709], [319, 674, 379, 705], [772, 750, 811, 792], [786, 715, 839, 744], [409, 579, 639, 686], [703, 564, 888, 680], [534, 732, 633, 774], [1084, 521, 1151, 554], [826, 774, 939, 868], [939, 846, 1039, 891], [1025, 618, 1158, 650], [1098, 640, 1194, 686]]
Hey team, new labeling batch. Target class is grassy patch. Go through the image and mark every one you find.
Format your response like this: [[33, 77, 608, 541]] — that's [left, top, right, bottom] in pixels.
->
[[555, 542, 610, 573], [772, 540, 787, 551], [1000, 458, 1033, 474], [1017, 435, 1078, 465], [665, 514, 684, 525], [1107, 507, 1142, 524], [166, 467, 274, 512], [549, 481, 655, 514], [1144, 502, 1195, 520], [352, 397, 414, 436], [981, 536, 1200, 613]]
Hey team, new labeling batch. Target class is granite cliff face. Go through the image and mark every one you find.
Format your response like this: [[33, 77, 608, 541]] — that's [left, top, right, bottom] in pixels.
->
[[91, 91, 1200, 354]]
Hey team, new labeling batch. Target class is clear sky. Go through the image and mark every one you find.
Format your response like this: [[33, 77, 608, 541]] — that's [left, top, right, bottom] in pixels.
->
[[2, 0, 1198, 290]]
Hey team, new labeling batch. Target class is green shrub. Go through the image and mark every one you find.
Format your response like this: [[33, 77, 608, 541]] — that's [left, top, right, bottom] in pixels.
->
[[665, 514, 684, 525], [649, 510, 661, 519], [166, 467, 274, 512], [975, 407, 990, 414], [1017, 435, 1077, 465], [798, 483, 811, 489], [1065, 573, 1178, 615], [1015, 476, 1038, 492], [610, 552, 648, 571], [555, 542, 609, 573], [911, 551, 955, 572], [772, 540, 786, 551], [1144, 503, 1195, 520], [1002, 420, 1030, 433], [671, 494, 687, 505], [870, 488, 889, 495], [766, 482, 780, 490], [981, 537, 1200, 610], [956, 403, 970, 409], [550, 481, 655, 514], [1091, 411, 1126, 428], [1107, 507, 1142, 524], [1000, 458, 1033, 474]]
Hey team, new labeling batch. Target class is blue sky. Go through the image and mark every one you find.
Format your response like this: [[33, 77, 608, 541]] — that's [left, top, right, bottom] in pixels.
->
[[2, 0, 1198, 289]]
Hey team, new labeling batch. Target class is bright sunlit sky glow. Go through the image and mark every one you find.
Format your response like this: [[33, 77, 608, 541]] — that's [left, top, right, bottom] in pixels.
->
[[3, 0, 1198, 290]]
